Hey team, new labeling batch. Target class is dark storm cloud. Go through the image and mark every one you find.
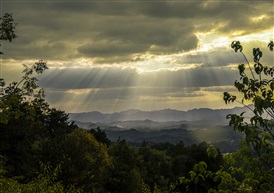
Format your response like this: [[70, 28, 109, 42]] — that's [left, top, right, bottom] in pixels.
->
[[77, 18, 198, 59], [49, 2, 96, 12], [2, 0, 272, 63], [217, 2, 274, 34], [78, 39, 148, 58], [137, 0, 273, 34]]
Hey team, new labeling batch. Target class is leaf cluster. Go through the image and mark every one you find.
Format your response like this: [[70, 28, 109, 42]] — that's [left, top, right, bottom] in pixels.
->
[[0, 13, 17, 55], [221, 41, 274, 192]]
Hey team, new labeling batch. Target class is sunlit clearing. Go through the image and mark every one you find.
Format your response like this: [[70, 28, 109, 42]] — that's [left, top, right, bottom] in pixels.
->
[[195, 28, 273, 53], [46, 58, 96, 69], [235, 28, 273, 43], [132, 54, 201, 73], [195, 32, 230, 52]]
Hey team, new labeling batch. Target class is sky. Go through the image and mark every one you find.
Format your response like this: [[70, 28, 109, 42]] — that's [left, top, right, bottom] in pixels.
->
[[1, 0, 273, 113]]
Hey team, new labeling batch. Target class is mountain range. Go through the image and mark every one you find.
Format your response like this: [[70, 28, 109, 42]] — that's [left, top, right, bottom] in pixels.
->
[[69, 106, 251, 124], [69, 107, 250, 153]]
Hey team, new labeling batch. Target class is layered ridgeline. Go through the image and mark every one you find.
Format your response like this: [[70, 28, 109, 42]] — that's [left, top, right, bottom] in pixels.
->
[[69, 107, 250, 123], [69, 107, 249, 152]]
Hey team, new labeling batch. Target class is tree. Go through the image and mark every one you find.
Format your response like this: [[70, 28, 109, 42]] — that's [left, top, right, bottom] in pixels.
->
[[170, 142, 223, 193], [0, 13, 17, 55], [220, 40, 274, 192], [0, 13, 76, 181], [0, 13, 49, 178], [56, 129, 111, 192], [177, 41, 274, 193], [0, 13, 115, 193], [89, 127, 111, 146], [137, 145, 173, 192], [107, 140, 150, 193], [0, 159, 81, 193], [0, 59, 79, 179]]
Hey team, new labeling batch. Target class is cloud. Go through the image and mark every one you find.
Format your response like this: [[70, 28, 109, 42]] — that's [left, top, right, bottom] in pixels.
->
[[2, 0, 273, 113], [139, 67, 239, 88], [3, 0, 272, 63], [38, 67, 139, 89], [176, 49, 245, 67], [77, 39, 148, 58]]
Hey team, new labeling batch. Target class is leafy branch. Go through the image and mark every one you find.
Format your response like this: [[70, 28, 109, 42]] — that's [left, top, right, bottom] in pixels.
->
[[0, 60, 48, 99], [224, 40, 274, 176]]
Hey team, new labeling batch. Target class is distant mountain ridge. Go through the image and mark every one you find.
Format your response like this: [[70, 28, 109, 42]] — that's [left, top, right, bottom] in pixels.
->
[[69, 106, 251, 124], [69, 107, 249, 153]]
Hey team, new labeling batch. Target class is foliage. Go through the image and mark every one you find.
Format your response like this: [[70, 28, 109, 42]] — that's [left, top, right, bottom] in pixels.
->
[[89, 127, 111, 146], [0, 13, 16, 55], [107, 140, 150, 193], [0, 13, 76, 184], [0, 59, 78, 179], [57, 128, 111, 192], [222, 41, 274, 192], [0, 159, 80, 193], [170, 143, 223, 192], [137, 145, 173, 192], [173, 41, 273, 193]]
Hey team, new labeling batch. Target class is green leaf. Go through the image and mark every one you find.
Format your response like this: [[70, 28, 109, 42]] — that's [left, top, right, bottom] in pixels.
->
[[189, 171, 196, 182], [198, 174, 205, 181], [254, 63, 263, 74], [238, 64, 245, 76], [231, 40, 243, 52], [243, 76, 249, 85], [268, 41, 273, 51], [207, 145, 218, 158], [270, 81, 274, 91], [253, 48, 263, 62]]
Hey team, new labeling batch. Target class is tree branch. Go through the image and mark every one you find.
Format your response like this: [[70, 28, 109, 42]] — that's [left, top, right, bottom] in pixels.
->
[[242, 52, 255, 79]]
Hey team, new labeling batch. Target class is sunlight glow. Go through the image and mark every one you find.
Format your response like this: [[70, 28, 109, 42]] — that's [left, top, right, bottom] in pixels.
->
[[135, 57, 202, 73], [251, 15, 268, 23], [30, 27, 272, 75], [195, 32, 230, 52], [235, 28, 273, 43], [6, 25, 273, 113]]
